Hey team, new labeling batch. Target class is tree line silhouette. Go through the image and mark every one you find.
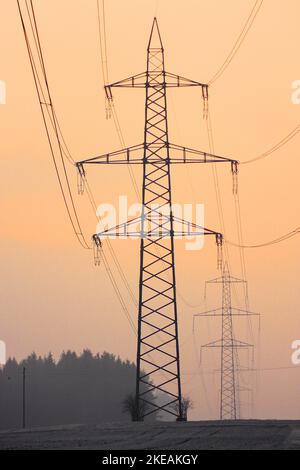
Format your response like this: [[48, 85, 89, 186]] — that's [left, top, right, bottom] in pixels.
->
[[0, 350, 155, 429]]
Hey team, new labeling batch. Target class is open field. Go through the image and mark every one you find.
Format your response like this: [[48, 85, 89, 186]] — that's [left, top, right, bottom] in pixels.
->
[[0, 420, 299, 450]]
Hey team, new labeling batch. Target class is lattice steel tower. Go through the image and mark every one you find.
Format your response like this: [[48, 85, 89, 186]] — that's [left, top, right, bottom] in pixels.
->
[[193, 263, 259, 419], [77, 18, 238, 420]]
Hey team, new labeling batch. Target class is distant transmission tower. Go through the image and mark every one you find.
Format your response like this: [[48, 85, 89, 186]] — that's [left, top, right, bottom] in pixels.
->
[[193, 262, 260, 419], [77, 18, 238, 420]]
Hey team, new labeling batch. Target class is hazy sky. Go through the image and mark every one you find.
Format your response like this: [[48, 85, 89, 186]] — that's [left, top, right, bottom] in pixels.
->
[[1, 0, 300, 420]]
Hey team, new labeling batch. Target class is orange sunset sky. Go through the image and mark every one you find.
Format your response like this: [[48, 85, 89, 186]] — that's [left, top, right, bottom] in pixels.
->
[[1, 0, 300, 420]]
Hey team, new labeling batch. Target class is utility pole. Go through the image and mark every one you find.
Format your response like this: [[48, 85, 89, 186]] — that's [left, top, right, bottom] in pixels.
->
[[77, 18, 238, 420], [22, 366, 26, 429], [193, 262, 260, 420]]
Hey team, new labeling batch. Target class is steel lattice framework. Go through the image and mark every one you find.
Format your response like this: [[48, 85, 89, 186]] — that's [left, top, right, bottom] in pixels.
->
[[194, 263, 260, 420], [77, 18, 238, 420]]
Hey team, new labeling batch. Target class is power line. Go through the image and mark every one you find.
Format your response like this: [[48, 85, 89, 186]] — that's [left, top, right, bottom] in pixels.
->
[[234, 193, 248, 306], [82, 176, 138, 308], [182, 363, 299, 376], [17, 0, 90, 250], [101, 250, 137, 336], [241, 123, 300, 164], [35, 0, 138, 327], [227, 227, 300, 249], [206, 108, 243, 305], [96, 0, 140, 198], [18, 0, 140, 336], [209, 0, 264, 85], [207, 109, 253, 343], [207, 0, 298, 166], [206, 106, 255, 416], [192, 332, 213, 415], [96, 0, 109, 85], [246, 365, 298, 372], [232, 189, 256, 414], [29, 0, 89, 246]]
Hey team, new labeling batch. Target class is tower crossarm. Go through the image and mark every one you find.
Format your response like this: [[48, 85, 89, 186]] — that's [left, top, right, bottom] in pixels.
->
[[205, 275, 246, 285], [194, 308, 259, 318], [231, 308, 261, 330], [76, 144, 145, 167], [93, 216, 222, 240], [193, 308, 260, 331], [168, 144, 238, 166], [201, 339, 253, 349], [231, 308, 260, 317], [92, 217, 223, 270], [76, 143, 238, 168], [105, 71, 207, 90]]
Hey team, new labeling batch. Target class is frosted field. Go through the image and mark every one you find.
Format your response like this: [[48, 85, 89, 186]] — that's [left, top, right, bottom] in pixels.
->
[[0, 420, 300, 450]]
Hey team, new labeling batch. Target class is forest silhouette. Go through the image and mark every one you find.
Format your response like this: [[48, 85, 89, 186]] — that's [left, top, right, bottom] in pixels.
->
[[0, 350, 155, 429]]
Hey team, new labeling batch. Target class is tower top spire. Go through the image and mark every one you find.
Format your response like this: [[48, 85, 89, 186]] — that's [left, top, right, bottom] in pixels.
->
[[148, 17, 163, 50]]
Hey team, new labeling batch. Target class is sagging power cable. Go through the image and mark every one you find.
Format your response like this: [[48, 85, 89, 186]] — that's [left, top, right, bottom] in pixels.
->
[[209, 0, 264, 85], [18, 0, 138, 334], [227, 227, 300, 249], [17, 0, 90, 250], [241, 124, 300, 164], [96, 0, 140, 198]]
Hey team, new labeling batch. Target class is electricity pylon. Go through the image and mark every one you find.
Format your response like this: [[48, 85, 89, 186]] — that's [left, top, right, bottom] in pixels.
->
[[193, 262, 260, 420], [76, 18, 238, 420]]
